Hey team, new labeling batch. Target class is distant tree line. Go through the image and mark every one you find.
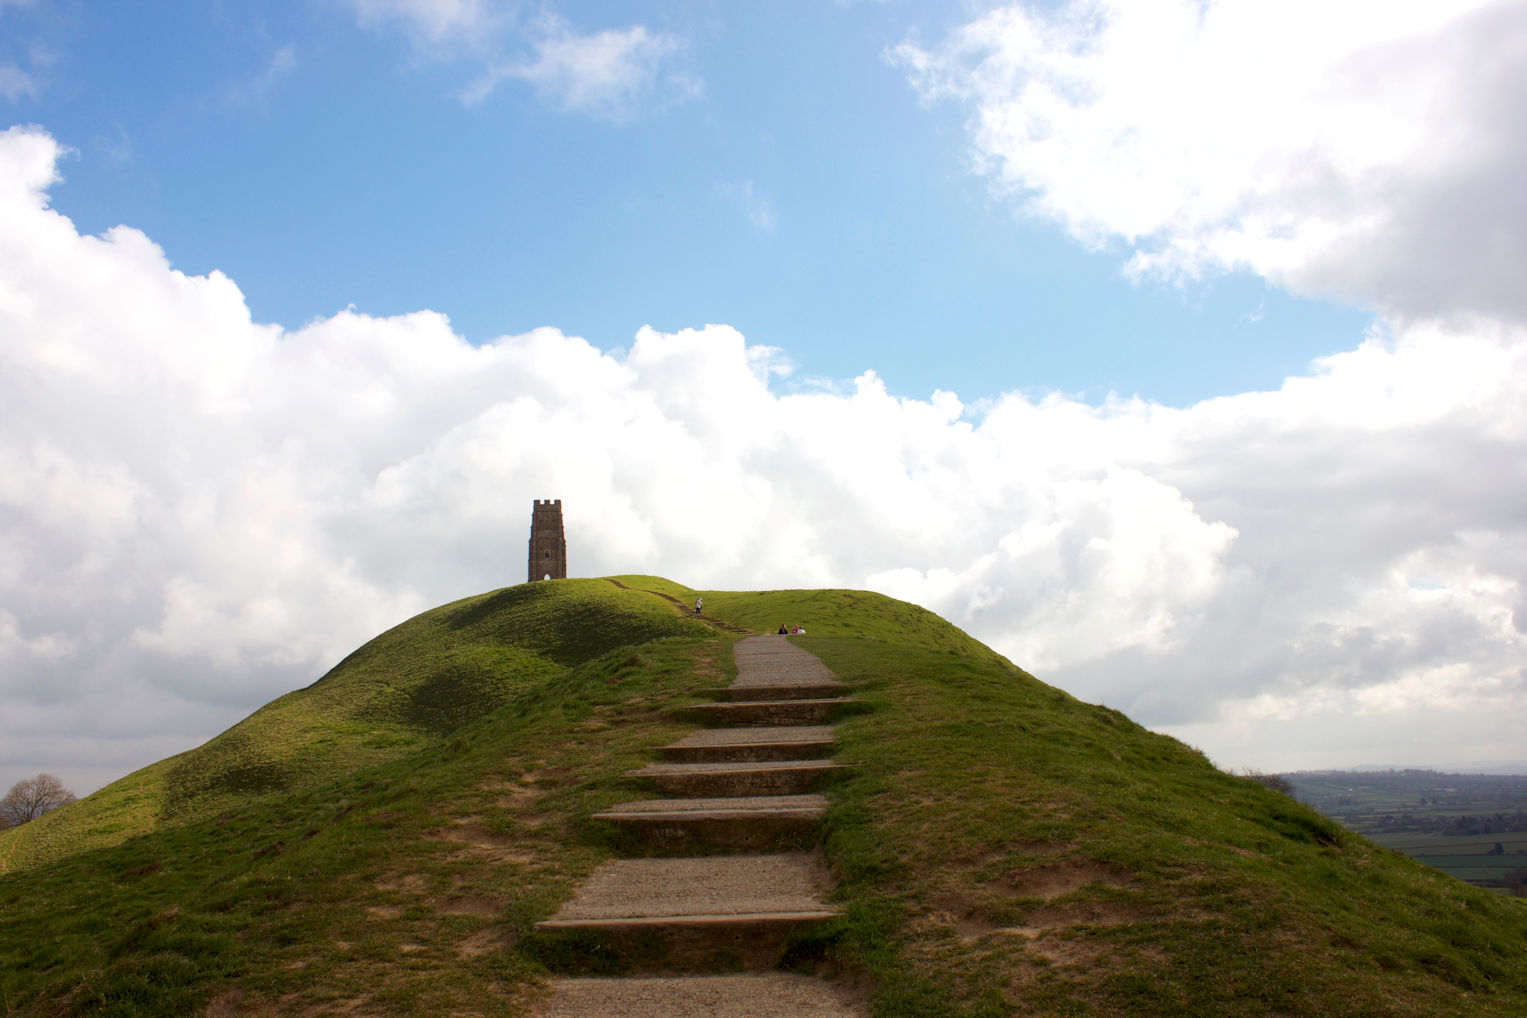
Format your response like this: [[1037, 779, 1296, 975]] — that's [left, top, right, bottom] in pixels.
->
[[1370, 811, 1527, 836], [1288, 769, 1527, 800]]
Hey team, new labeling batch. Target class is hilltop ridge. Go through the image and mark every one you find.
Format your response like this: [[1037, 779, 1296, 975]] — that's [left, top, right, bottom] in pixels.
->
[[2, 578, 1525, 1016]]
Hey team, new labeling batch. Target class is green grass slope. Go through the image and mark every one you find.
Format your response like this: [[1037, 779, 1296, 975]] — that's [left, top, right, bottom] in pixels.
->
[[1, 579, 1524, 1017], [0, 578, 706, 873]]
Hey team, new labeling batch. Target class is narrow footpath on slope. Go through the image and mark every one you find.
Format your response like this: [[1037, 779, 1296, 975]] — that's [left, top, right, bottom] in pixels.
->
[[531, 635, 866, 1017]]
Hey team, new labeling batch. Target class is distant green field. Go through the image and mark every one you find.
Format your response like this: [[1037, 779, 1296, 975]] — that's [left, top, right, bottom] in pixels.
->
[[1285, 770, 1527, 891], [1372, 832, 1527, 854], [1367, 833, 1527, 889]]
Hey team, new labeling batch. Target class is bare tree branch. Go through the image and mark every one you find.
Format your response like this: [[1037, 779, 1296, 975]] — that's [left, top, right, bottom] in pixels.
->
[[1, 773, 77, 827]]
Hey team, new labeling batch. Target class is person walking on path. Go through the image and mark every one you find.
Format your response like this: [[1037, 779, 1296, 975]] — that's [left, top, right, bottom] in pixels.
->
[[695, 596, 703, 615]]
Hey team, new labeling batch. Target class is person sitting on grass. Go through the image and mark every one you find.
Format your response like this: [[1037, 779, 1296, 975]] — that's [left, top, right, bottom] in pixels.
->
[[778, 623, 788, 635]]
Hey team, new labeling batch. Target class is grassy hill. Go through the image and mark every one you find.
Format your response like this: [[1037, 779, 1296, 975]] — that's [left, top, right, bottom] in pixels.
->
[[2, 577, 1525, 1016]]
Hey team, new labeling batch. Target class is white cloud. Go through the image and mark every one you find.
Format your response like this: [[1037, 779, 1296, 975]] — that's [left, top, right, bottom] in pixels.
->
[[342, 0, 500, 45], [717, 180, 777, 232], [894, 0, 1527, 325], [0, 64, 37, 102], [340, 1, 698, 117], [1, 126, 1525, 794], [464, 17, 697, 117], [225, 44, 298, 108]]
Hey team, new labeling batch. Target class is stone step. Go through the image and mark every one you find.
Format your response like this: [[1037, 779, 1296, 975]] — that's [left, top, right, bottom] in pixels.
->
[[631, 760, 848, 797], [533, 854, 841, 971], [701, 682, 851, 702], [534, 973, 862, 1017], [533, 911, 843, 972], [659, 725, 837, 764], [681, 698, 863, 727], [593, 794, 828, 849]]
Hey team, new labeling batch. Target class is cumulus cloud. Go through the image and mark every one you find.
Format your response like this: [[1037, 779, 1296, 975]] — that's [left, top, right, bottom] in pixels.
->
[[463, 16, 697, 116], [343, 0, 502, 46], [893, 0, 1527, 325], [341, 0, 698, 117], [2, 125, 1524, 790]]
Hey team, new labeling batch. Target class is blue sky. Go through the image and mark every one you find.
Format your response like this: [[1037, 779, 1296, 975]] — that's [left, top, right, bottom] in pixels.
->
[[3, 0, 1525, 794], [10, 0, 1367, 406]]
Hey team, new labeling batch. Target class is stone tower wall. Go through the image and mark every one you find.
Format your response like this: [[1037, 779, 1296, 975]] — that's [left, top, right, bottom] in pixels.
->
[[528, 499, 567, 581]]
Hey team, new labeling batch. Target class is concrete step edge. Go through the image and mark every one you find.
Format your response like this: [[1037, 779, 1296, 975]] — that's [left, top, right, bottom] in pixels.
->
[[632, 761, 847, 776], [689, 697, 862, 708], [535, 909, 844, 932], [593, 806, 828, 823], [656, 743, 837, 763], [702, 685, 853, 702]]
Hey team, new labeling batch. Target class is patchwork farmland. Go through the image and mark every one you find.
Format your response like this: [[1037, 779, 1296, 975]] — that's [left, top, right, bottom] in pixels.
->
[[1285, 770, 1527, 892]]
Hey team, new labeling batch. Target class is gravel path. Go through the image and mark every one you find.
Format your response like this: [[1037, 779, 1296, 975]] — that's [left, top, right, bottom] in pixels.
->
[[634, 759, 839, 776], [665, 725, 837, 749], [548, 853, 832, 920], [537, 974, 861, 1017], [732, 635, 839, 687], [595, 794, 829, 815]]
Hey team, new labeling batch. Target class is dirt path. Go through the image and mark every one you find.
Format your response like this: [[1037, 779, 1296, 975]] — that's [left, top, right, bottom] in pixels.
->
[[603, 578, 754, 636]]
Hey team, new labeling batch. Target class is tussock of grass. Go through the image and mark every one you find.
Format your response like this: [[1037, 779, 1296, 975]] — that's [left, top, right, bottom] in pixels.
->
[[3, 579, 1525, 1017]]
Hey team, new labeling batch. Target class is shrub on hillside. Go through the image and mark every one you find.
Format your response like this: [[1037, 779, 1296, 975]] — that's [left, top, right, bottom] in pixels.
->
[[1244, 770, 1294, 795]]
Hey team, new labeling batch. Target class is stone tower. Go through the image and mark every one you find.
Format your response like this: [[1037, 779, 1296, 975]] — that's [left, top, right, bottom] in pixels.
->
[[528, 499, 567, 581]]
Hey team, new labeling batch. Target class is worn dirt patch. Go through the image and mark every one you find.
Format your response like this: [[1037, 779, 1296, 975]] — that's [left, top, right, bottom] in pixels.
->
[[431, 834, 537, 864], [366, 905, 403, 921], [438, 893, 502, 917], [431, 823, 517, 848], [375, 873, 427, 893], [1180, 834, 1259, 859], [292, 993, 374, 1017], [992, 925, 1044, 939], [1024, 932, 1111, 967], [524, 766, 574, 788], [203, 988, 246, 1016], [1024, 900, 1146, 929], [931, 891, 1144, 943], [458, 926, 515, 959], [509, 811, 557, 830], [929, 893, 997, 941], [689, 651, 725, 682], [1010, 927, 1164, 975], [1006, 859, 1130, 900], [483, 779, 543, 808]]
